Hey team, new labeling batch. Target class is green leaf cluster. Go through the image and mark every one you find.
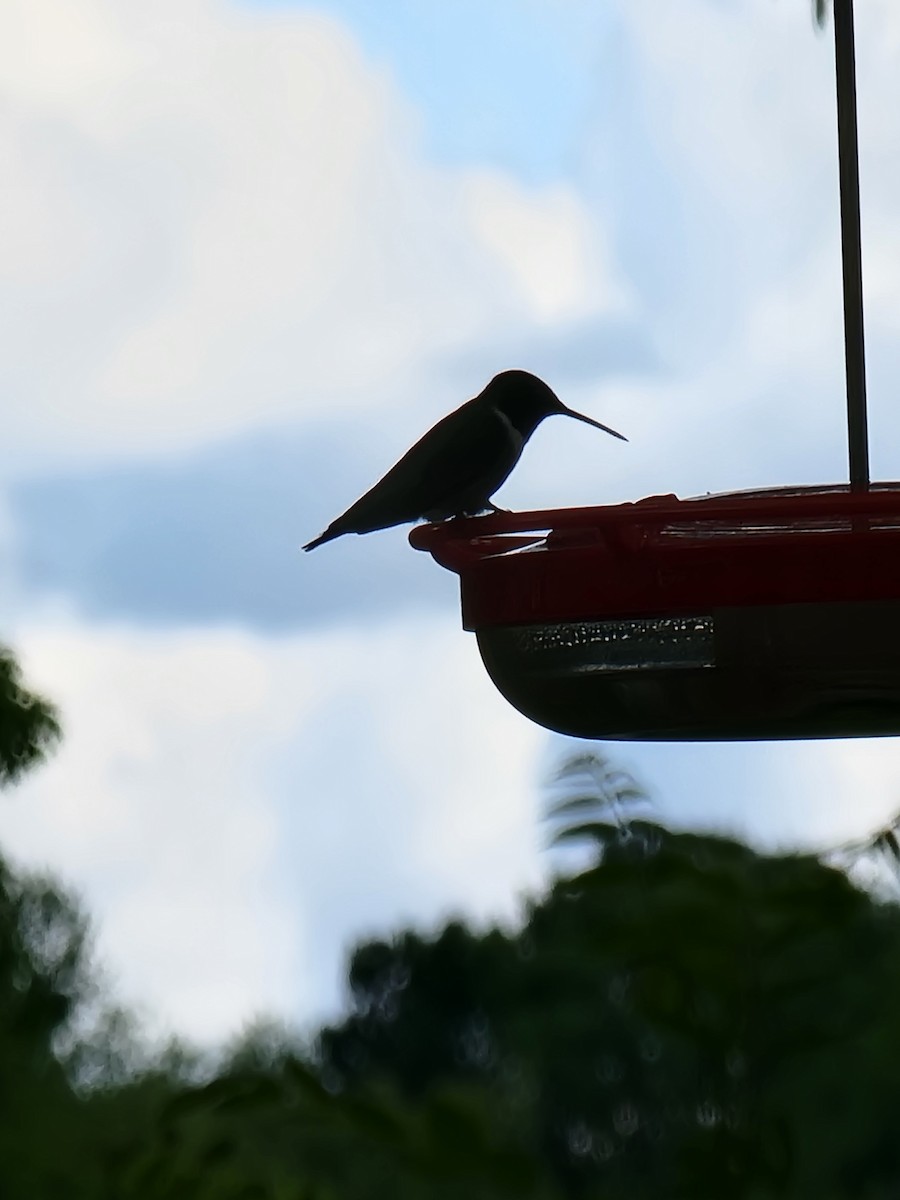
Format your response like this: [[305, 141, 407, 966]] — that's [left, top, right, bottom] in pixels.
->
[[2, 646, 900, 1197]]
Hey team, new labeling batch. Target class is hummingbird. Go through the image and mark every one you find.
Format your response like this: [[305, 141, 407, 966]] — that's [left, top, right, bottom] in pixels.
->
[[302, 369, 626, 551]]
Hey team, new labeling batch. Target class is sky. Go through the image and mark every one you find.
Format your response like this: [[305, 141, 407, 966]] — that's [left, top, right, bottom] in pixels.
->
[[2, 0, 900, 1048]]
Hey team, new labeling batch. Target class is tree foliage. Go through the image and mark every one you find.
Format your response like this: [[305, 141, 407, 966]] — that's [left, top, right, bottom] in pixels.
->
[[0, 644, 60, 785], [3, 636, 900, 1195], [54, 752, 900, 1200], [312, 773, 900, 1199], [2, 750, 900, 1197]]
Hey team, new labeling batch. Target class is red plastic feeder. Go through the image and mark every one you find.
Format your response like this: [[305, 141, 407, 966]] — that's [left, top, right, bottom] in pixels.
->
[[412, 2, 890, 742], [410, 486, 900, 740]]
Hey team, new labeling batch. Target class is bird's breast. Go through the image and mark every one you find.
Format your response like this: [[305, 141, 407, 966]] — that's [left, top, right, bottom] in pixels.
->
[[491, 404, 526, 460]]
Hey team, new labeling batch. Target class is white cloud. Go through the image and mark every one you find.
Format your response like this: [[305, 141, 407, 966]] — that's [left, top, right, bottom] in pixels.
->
[[776, 738, 900, 849], [4, 607, 896, 1047], [0, 620, 301, 1042], [4, 0, 900, 1050], [617, 0, 900, 325], [0, 0, 627, 474], [550, 0, 900, 502], [620, 0, 836, 214], [0, 612, 544, 1043], [462, 171, 628, 323]]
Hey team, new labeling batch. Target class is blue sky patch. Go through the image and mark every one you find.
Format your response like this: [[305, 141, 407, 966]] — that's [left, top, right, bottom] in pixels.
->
[[248, 0, 616, 182]]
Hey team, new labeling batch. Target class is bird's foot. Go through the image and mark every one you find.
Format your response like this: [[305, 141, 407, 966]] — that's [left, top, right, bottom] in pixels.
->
[[441, 503, 510, 522]]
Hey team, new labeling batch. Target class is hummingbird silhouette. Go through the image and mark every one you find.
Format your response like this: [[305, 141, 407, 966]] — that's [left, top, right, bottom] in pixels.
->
[[303, 369, 626, 551]]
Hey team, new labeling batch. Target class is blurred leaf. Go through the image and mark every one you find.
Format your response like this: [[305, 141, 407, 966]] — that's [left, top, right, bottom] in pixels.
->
[[283, 1058, 332, 1107], [548, 820, 621, 848], [874, 829, 900, 866], [337, 1091, 409, 1146], [0, 644, 61, 786], [160, 1074, 283, 1128]]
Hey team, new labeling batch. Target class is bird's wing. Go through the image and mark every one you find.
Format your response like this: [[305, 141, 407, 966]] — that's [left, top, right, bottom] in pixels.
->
[[327, 400, 521, 537], [402, 401, 523, 519]]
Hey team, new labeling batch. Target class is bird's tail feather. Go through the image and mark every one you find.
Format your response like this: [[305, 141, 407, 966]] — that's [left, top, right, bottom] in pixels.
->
[[302, 529, 338, 551]]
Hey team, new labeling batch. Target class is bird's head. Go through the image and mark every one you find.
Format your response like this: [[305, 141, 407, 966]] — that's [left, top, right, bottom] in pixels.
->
[[485, 369, 627, 442]]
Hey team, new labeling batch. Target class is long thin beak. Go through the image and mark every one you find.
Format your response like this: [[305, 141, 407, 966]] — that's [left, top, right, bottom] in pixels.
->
[[560, 404, 627, 441]]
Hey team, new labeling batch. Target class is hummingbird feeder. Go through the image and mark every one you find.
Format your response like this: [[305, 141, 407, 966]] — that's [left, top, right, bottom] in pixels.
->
[[412, 0, 900, 741]]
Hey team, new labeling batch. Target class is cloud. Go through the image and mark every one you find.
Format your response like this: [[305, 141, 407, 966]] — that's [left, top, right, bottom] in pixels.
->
[[8, 389, 643, 635], [0, 619, 303, 1042], [8, 0, 900, 636], [5, 0, 900, 1051], [0, 613, 544, 1042], [10, 425, 459, 632], [0, 0, 632, 478], [2, 606, 894, 1047], [0, 0, 414, 465], [307, 0, 613, 184], [564, 0, 900, 499], [462, 170, 628, 323], [600, 737, 900, 856]]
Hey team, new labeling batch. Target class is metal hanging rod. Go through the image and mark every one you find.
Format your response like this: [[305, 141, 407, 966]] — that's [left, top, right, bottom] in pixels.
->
[[833, 0, 870, 490]]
